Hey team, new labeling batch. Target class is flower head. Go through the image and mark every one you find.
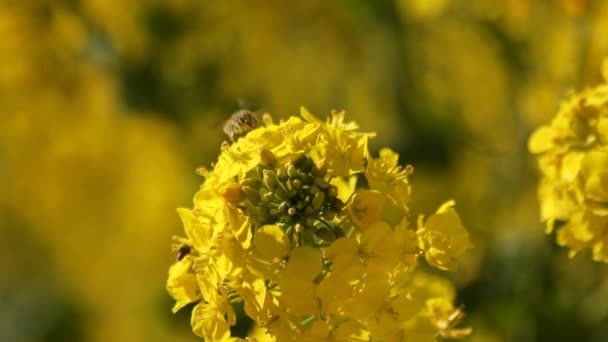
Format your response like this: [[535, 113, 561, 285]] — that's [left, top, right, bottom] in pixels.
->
[[167, 108, 471, 340], [529, 62, 608, 262]]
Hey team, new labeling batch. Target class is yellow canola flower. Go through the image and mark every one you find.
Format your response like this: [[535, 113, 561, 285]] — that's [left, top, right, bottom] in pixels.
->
[[417, 201, 472, 271], [529, 63, 608, 262], [167, 108, 471, 340]]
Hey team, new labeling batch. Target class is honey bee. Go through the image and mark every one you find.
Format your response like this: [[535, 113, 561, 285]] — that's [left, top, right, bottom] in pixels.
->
[[223, 109, 262, 142]]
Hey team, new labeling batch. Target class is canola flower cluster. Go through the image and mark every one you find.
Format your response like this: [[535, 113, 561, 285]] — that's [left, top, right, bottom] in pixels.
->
[[167, 108, 472, 341], [530, 64, 608, 263]]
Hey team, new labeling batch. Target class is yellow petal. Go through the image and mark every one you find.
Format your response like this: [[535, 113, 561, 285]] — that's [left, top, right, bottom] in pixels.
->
[[528, 126, 556, 153], [166, 260, 201, 313], [300, 106, 323, 123], [177, 207, 211, 252], [348, 190, 387, 229]]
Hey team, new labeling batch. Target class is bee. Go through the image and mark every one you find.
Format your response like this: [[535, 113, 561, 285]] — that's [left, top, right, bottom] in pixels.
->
[[176, 244, 191, 261], [223, 109, 262, 142]]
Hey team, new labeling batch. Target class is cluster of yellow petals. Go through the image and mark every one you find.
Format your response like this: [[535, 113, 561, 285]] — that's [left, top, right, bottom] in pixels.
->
[[529, 63, 608, 262], [167, 108, 472, 341]]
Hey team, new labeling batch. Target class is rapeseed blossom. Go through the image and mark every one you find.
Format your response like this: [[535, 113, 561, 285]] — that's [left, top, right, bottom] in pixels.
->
[[530, 62, 608, 262], [167, 108, 472, 341]]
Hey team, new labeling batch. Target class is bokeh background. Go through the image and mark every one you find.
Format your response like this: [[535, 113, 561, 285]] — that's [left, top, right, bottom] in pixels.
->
[[3, 0, 608, 341]]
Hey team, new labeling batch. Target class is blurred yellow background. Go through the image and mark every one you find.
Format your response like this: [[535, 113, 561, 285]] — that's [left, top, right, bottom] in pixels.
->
[[2, 0, 608, 341]]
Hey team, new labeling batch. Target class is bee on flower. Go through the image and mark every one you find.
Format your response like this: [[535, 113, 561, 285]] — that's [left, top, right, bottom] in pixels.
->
[[223, 109, 263, 142], [167, 107, 472, 341]]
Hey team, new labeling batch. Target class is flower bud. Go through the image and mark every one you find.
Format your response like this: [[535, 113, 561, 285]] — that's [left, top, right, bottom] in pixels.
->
[[239, 177, 262, 188], [292, 179, 303, 189], [295, 223, 305, 233], [262, 191, 275, 202], [312, 159, 327, 177], [274, 186, 287, 198], [312, 192, 326, 211], [327, 185, 338, 198], [287, 164, 299, 179], [288, 189, 298, 199], [256, 164, 271, 178], [260, 148, 277, 166], [301, 157, 314, 173], [219, 183, 245, 204], [263, 169, 278, 189], [243, 186, 261, 204], [288, 207, 298, 216], [313, 177, 329, 190], [301, 174, 313, 185], [277, 167, 288, 182]]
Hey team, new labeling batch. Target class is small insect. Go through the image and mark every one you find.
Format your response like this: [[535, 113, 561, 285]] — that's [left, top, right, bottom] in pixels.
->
[[176, 244, 191, 261], [223, 110, 262, 142]]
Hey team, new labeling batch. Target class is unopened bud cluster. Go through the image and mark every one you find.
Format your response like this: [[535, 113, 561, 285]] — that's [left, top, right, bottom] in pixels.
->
[[234, 153, 345, 246]]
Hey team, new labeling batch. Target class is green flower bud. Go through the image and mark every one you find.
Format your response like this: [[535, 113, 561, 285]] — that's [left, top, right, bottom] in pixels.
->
[[287, 164, 298, 179], [326, 185, 338, 198], [312, 192, 326, 211], [256, 164, 271, 178], [312, 159, 327, 177], [263, 169, 277, 189], [292, 178, 303, 189], [301, 173, 314, 185], [277, 167, 288, 182], [274, 186, 287, 198], [295, 223, 305, 233], [288, 207, 297, 216], [260, 148, 277, 166], [262, 191, 275, 203], [323, 210, 337, 221], [313, 177, 329, 190], [239, 177, 262, 188], [243, 186, 261, 204], [288, 189, 298, 199], [301, 157, 314, 173], [278, 201, 289, 213]]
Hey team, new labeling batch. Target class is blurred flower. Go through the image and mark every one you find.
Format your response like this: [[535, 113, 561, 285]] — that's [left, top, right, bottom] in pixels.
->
[[530, 61, 608, 262]]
